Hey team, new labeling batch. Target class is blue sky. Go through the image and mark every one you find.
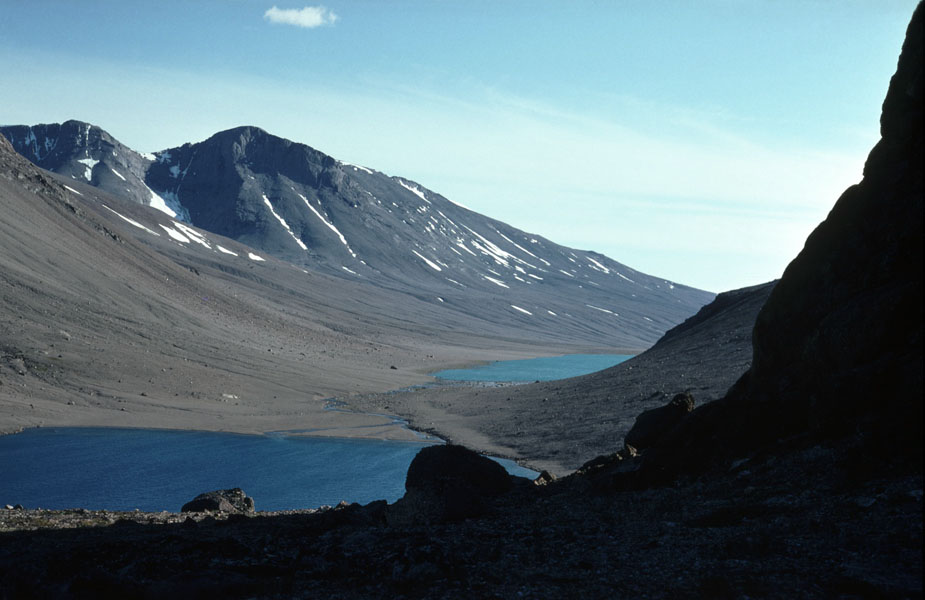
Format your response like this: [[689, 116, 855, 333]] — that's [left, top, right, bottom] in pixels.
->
[[0, 1, 918, 292]]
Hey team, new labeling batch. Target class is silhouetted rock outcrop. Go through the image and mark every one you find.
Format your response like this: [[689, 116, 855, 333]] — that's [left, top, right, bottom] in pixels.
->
[[389, 445, 513, 523], [624, 391, 695, 451], [628, 2, 923, 486]]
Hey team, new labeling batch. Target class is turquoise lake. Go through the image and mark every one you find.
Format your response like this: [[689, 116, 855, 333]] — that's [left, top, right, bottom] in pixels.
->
[[0, 355, 631, 512], [432, 353, 633, 382], [0, 427, 536, 512]]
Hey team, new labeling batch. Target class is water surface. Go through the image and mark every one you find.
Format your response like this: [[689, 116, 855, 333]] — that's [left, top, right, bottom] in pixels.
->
[[0, 427, 533, 512], [432, 353, 633, 383]]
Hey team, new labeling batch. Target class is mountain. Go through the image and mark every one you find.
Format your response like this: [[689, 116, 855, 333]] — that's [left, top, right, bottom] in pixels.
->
[[0, 120, 185, 219], [1, 128, 653, 435], [0, 5, 921, 598], [1, 122, 713, 349]]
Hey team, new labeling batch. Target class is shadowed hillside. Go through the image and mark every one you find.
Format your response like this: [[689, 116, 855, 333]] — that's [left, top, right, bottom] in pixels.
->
[[1, 122, 713, 350]]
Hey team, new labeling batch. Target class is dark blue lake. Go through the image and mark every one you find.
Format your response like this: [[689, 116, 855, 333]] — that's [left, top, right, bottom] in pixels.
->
[[0, 427, 536, 512], [432, 353, 633, 382]]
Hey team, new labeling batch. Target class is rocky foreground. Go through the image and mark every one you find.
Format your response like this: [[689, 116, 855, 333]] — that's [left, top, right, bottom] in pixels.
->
[[0, 3, 921, 599], [0, 440, 921, 599]]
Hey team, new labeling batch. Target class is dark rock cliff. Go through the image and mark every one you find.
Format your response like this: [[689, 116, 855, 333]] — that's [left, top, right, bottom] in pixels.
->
[[633, 3, 923, 485]]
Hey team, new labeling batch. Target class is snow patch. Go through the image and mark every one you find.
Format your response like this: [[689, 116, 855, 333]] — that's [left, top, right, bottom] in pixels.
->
[[481, 275, 509, 289], [297, 193, 355, 257], [586, 305, 618, 316], [547, 310, 558, 316], [455, 239, 478, 257], [145, 186, 178, 218], [587, 257, 611, 274], [342, 266, 358, 275], [216, 245, 238, 256], [398, 180, 430, 204], [63, 185, 82, 196], [412, 250, 442, 271], [510, 305, 532, 316], [173, 222, 210, 248], [339, 161, 373, 174], [248, 252, 265, 262], [156, 190, 190, 222], [159, 224, 190, 243], [463, 225, 520, 268], [77, 157, 98, 181], [496, 229, 541, 261], [101, 205, 160, 236], [109, 167, 126, 181], [263, 194, 307, 250]]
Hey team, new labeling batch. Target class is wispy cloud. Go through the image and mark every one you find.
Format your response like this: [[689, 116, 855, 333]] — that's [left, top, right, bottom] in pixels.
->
[[264, 5, 338, 29]]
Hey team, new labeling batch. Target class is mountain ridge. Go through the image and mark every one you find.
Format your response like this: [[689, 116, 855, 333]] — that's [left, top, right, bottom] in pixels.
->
[[2, 120, 713, 349]]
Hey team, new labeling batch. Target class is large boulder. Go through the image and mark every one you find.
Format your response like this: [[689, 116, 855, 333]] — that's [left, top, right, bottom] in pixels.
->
[[624, 392, 695, 451], [181, 488, 255, 514], [389, 445, 512, 524]]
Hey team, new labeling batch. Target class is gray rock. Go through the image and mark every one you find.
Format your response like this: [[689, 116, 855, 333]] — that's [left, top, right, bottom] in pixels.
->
[[181, 488, 254, 514]]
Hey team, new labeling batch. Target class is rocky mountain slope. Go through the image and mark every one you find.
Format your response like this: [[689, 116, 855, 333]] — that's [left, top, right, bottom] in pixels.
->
[[0, 129, 639, 436], [0, 121, 184, 219], [350, 280, 776, 475], [1, 122, 712, 349]]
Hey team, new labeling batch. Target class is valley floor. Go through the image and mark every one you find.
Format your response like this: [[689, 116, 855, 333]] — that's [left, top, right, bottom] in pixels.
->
[[348, 284, 773, 476]]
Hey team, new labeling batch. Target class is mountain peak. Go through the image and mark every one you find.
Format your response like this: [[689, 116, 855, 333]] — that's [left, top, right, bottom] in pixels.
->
[[212, 125, 271, 139], [2, 120, 714, 348]]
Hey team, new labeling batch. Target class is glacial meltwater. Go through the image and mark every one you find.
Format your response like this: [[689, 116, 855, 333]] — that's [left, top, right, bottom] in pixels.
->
[[431, 353, 633, 383], [0, 427, 536, 512]]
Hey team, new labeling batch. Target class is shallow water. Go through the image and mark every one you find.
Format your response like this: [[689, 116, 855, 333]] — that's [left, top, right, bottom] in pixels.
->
[[0, 427, 536, 512], [432, 353, 633, 382]]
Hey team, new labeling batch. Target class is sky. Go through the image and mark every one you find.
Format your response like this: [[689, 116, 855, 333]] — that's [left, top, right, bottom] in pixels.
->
[[0, 1, 918, 292]]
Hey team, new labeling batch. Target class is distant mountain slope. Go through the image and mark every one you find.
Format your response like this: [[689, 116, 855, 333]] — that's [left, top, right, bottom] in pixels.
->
[[0, 129, 627, 435], [349, 281, 776, 474], [0, 120, 185, 219], [2, 122, 713, 348]]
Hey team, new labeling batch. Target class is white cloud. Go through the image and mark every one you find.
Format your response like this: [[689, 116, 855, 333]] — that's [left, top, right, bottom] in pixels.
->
[[264, 5, 338, 29]]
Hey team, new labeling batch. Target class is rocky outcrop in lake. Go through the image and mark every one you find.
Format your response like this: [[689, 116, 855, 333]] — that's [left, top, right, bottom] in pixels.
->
[[181, 488, 255, 514]]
